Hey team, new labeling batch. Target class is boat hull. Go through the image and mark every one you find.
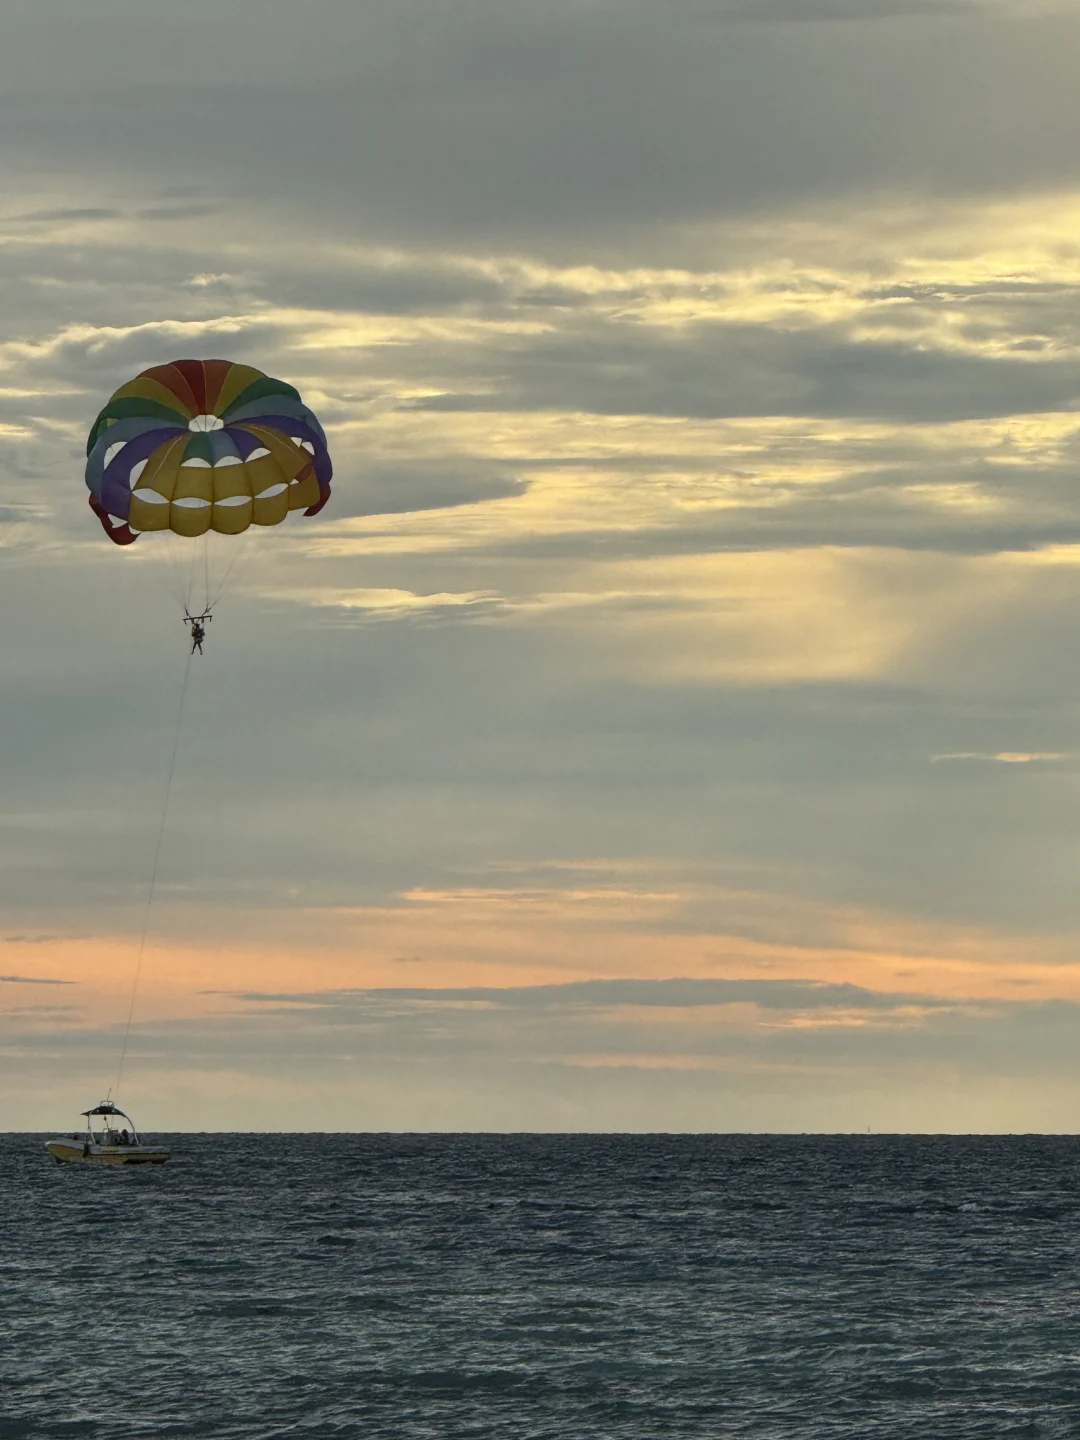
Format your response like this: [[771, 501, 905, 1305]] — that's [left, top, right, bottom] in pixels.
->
[[46, 1139, 170, 1165]]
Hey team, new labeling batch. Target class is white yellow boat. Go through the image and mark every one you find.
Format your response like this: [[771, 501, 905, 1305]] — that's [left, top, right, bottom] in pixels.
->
[[46, 1102, 170, 1166]]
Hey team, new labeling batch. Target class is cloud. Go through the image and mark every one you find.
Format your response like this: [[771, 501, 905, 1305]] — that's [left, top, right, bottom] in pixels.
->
[[339, 461, 528, 520], [714, 0, 985, 17], [932, 751, 1070, 764], [404, 318, 1080, 425], [229, 976, 953, 1012], [14, 206, 122, 224], [0, 973, 73, 984]]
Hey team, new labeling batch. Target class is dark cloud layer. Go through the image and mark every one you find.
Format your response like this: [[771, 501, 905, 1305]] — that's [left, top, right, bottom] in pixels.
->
[[344, 463, 528, 520], [407, 321, 1080, 424], [230, 977, 950, 1011], [0, 974, 72, 984], [1, 3, 1079, 255]]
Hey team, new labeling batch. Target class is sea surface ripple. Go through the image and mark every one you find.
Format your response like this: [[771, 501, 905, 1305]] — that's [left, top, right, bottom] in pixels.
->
[[4, 1133, 1080, 1437]]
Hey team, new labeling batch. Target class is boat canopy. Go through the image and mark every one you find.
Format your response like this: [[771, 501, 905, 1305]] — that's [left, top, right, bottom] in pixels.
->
[[82, 1102, 130, 1119]]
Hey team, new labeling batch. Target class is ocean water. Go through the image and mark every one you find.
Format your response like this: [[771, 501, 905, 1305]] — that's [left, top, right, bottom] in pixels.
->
[[3, 1134, 1080, 1438]]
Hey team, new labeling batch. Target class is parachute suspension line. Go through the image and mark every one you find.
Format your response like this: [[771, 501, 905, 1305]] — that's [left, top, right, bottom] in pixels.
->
[[114, 646, 193, 1100], [204, 538, 247, 615], [187, 542, 200, 618]]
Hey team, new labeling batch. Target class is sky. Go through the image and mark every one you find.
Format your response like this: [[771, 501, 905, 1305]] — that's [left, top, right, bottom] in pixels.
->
[[5, 0, 1080, 1131]]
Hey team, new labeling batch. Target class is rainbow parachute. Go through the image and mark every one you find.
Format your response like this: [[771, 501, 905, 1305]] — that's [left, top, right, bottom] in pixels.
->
[[85, 359, 332, 545]]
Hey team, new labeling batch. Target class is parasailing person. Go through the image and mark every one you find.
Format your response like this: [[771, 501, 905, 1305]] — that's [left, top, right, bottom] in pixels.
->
[[184, 611, 211, 654]]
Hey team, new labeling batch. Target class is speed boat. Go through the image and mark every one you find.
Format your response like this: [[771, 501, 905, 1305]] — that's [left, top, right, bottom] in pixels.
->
[[45, 1102, 170, 1166]]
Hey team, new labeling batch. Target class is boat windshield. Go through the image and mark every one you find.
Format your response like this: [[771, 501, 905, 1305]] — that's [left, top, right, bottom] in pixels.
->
[[96, 1127, 139, 1145], [85, 1109, 140, 1146]]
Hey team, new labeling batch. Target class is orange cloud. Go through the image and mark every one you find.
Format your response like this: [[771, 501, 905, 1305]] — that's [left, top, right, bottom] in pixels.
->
[[9, 866, 1080, 1039]]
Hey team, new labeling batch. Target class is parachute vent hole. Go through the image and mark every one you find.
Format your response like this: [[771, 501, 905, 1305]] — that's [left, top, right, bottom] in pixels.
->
[[129, 459, 148, 485], [247, 447, 271, 461], [132, 488, 169, 505], [188, 414, 224, 433], [216, 495, 252, 508], [173, 496, 212, 509], [254, 482, 288, 500], [104, 441, 126, 467]]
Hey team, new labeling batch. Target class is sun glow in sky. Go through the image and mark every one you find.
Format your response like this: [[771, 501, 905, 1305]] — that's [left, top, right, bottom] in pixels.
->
[[6, 0, 1080, 1130]]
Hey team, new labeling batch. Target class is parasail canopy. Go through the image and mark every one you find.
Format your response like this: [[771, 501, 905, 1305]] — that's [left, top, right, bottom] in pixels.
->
[[85, 359, 332, 546]]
